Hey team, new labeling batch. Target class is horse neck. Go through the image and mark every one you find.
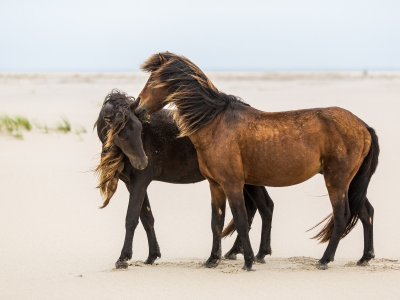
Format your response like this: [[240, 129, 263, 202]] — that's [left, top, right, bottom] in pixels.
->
[[142, 111, 180, 149], [186, 101, 251, 148], [186, 107, 227, 149]]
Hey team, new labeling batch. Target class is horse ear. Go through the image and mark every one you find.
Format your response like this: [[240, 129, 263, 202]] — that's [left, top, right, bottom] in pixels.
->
[[159, 53, 166, 65], [129, 98, 140, 114]]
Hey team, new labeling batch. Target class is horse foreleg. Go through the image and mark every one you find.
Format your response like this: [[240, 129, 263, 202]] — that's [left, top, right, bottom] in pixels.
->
[[224, 189, 257, 260], [140, 192, 161, 265], [115, 179, 149, 269], [204, 182, 226, 268], [357, 197, 375, 266]]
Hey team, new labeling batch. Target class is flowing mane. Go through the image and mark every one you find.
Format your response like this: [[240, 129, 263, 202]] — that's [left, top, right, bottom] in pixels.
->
[[94, 89, 134, 208], [140, 52, 248, 137]]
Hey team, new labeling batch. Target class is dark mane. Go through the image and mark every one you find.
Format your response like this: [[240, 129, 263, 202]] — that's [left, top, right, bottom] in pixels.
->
[[94, 89, 134, 208], [141, 52, 249, 137]]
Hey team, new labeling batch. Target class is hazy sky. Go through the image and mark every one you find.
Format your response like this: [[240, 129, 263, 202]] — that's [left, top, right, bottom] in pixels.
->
[[1, 0, 399, 71]]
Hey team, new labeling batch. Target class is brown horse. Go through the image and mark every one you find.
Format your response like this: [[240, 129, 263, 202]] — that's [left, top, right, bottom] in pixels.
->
[[135, 52, 379, 270]]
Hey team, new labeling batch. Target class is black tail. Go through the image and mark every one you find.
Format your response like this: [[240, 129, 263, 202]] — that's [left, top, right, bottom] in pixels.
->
[[311, 124, 379, 243]]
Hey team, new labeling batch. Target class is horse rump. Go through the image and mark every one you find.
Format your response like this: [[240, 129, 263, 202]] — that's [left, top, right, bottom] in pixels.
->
[[310, 124, 379, 243]]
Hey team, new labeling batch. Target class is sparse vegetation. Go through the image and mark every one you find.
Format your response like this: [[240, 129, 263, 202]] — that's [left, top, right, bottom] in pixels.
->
[[0, 114, 86, 139], [0, 115, 32, 139], [75, 124, 87, 135], [75, 124, 87, 140], [56, 116, 71, 133]]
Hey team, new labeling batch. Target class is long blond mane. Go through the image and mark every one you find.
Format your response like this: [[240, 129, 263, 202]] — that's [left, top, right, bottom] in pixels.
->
[[94, 90, 134, 208]]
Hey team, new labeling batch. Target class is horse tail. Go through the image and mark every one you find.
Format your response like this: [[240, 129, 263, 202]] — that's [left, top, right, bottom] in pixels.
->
[[311, 124, 379, 243], [222, 218, 236, 238]]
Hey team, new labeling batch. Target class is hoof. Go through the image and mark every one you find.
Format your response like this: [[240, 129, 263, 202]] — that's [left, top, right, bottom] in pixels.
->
[[315, 261, 329, 270], [254, 256, 266, 264], [357, 251, 374, 266], [204, 258, 221, 268], [357, 256, 373, 266], [242, 258, 254, 271], [242, 264, 254, 271], [144, 252, 161, 265], [224, 252, 237, 260], [356, 259, 370, 266], [144, 257, 156, 265], [115, 260, 129, 269], [263, 248, 272, 256]]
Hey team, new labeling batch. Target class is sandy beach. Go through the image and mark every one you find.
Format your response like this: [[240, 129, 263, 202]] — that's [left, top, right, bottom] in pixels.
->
[[1, 72, 399, 299]]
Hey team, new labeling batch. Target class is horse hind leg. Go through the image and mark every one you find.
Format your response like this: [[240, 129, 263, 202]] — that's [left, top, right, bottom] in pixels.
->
[[223, 186, 274, 264], [223, 188, 257, 260], [244, 185, 274, 264], [224, 185, 255, 271], [316, 184, 351, 270], [357, 198, 375, 266]]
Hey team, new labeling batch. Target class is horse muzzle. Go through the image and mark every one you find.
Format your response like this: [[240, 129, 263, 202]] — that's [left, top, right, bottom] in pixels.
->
[[132, 156, 148, 170], [135, 106, 149, 121]]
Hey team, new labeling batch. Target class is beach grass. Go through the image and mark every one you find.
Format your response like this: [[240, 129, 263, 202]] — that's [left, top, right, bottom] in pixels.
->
[[0, 115, 32, 138], [56, 116, 71, 133], [0, 115, 86, 139], [75, 124, 87, 135]]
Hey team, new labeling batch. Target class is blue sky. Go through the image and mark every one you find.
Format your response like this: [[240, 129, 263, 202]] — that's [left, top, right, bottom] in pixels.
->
[[0, 0, 399, 71]]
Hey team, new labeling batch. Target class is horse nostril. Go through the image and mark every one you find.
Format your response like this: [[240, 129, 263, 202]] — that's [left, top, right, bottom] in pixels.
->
[[139, 158, 148, 170], [135, 107, 148, 121]]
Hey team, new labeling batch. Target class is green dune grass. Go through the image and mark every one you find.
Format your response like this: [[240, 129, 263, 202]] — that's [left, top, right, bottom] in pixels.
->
[[0, 115, 86, 139], [0, 115, 32, 139]]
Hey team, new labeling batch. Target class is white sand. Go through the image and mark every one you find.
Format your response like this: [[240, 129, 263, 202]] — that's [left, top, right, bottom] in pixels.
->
[[1, 73, 399, 299]]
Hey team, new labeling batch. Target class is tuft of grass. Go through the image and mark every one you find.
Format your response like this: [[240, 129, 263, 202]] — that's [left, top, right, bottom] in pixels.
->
[[0, 115, 16, 133], [14, 116, 32, 131], [56, 116, 71, 133], [32, 120, 49, 134], [75, 124, 87, 135], [0, 115, 32, 139]]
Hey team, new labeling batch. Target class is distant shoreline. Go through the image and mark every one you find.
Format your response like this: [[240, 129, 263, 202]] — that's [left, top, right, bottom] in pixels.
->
[[1, 71, 400, 81]]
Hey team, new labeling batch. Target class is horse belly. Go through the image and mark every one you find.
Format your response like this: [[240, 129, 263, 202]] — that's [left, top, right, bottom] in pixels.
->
[[243, 140, 322, 187], [154, 150, 205, 184]]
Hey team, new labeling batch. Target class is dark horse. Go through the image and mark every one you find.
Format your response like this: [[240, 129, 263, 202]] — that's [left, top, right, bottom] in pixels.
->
[[135, 52, 379, 271], [94, 90, 274, 269]]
